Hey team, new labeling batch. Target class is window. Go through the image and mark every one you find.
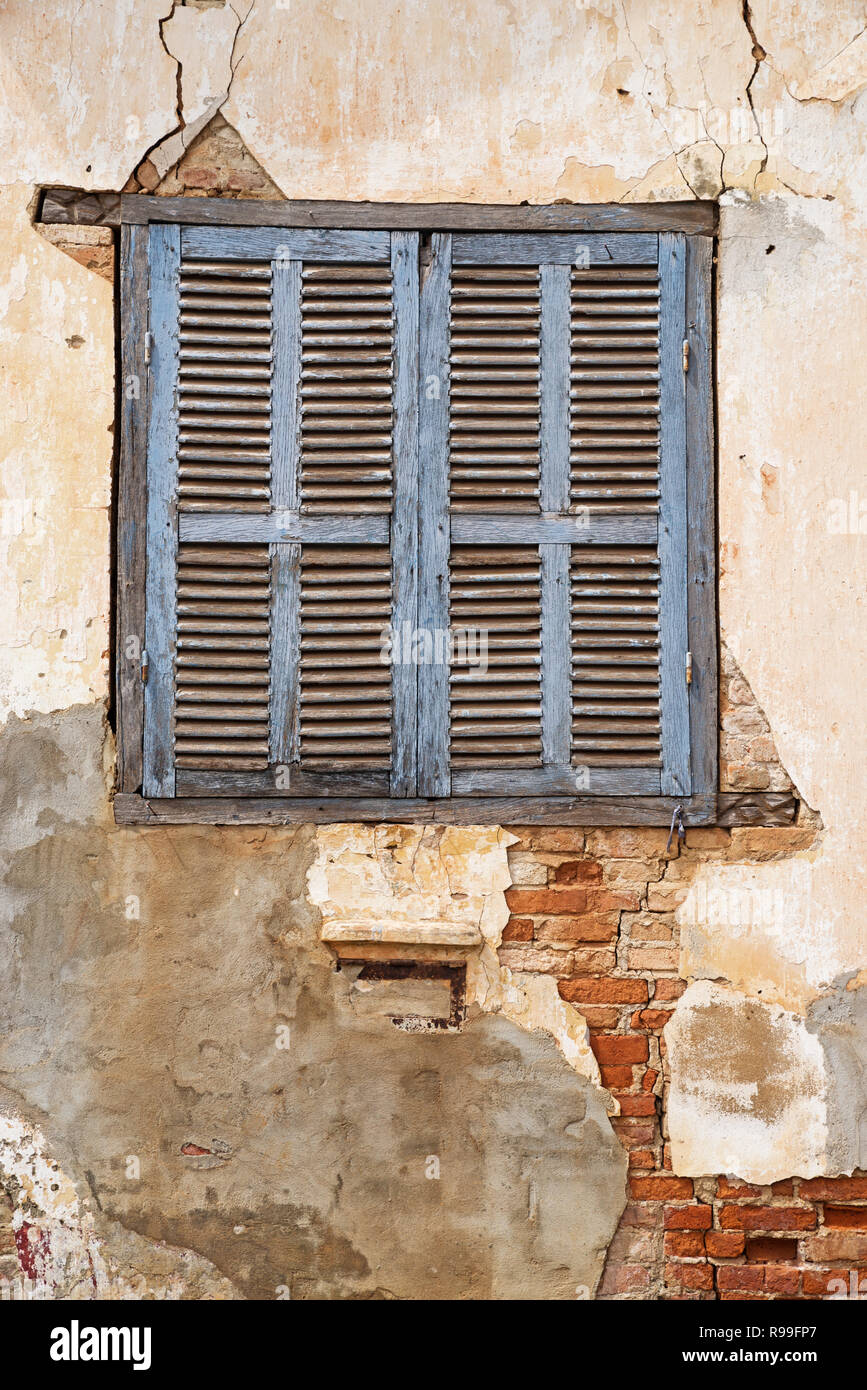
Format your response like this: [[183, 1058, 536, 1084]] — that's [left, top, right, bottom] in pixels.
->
[[115, 204, 716, 825]]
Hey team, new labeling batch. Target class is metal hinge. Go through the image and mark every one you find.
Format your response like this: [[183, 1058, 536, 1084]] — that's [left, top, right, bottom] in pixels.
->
[[686, 650, 693, 686], [141, 648, 149, 684], [144, 331, 153, 366], [682, 338, 690, 373]]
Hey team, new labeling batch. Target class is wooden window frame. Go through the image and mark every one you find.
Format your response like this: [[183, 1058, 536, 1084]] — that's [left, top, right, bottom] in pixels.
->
[[110, 196, 732, 827]]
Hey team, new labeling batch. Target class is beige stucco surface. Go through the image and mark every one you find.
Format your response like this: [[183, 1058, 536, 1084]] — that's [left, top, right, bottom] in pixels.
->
[[0, 0, 865, 1278]]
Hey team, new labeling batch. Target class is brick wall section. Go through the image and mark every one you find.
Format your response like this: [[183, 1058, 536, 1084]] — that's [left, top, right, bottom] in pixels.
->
[[719, 642, 795, 796], [501, 825, 859, 1301], [0, 1188, 16, 1291]]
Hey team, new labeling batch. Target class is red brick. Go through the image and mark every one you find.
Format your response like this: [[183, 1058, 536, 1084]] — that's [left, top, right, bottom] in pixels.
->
[[585, 887, 641, 912], [580, 1005, 620, 1029], [616, 1095, 658, 1117], [717, 1177, 763, 1199], [824, 1206, 867, 1229], [620, 1202, 659, 1229], [611, 1120, 656, 1146], [591, 1034, 648, 1064], [628, 945, 679, 971], [719, 1205, 816, 1232], [571, 947, 617, 974], [553, 860, 603, 885], [642, 1068, 659, 1092], [502, 917, 533, 941], [665, 1231, 705, 1257], [497, 945, 573, 976], [705, 1231, 745, 1258], [559, 978, 648, 1004], [666, 1261, 714, 1290], [599, 1264, 650, 1294], [770, 1180, 795, 1197], [802, 1230, 867, 1262], [506, 827, 585, 853], [226, 171, 268, 192], [685, 828, 731, 848], [535, 913, 618, 943], [717, 1265, 764, 1291], [505, 887, 588, 914], [799, 1177, 867, 1201], [745, 1236, 798, 1262], [634, 1008, 674, 1030], [631, 1176, 693, 1201], [664, 1205, 712, 1231], [182, 166, 221, 189], [764, 1265, 801, 1295], [802, 1268, 839, 1296], [599, 1065, 635, 1089], [653, 979, 686, 1000], [628, 1149, 656, 1170]]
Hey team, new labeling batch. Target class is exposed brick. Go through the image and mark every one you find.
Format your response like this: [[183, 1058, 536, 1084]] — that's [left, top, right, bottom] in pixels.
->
[[506, 827, 585, 853], [505, 887, 587, 914], [705, 1231, 745, 1258], [763, 1265, 801, 1295], [666, 1261, 714, 1290], [628, 946, 679, 971], [592, 1034, 649, 1064], [625, 913, 675, 942], [611, 1120, 656, 1146], [717, 1265, 764, 1291], [559, 978, 648, 1004], [182, 165, 222, 189], [685, 828, 731, 848], [720, 1206, 816, 1232], [502, 917, 533, 941], [632, 1176, 693, 1201], [800, 1177, 867, 1201], [571, 947, 617, 974], [225, 170, 269, 192], [553, 860, 603, 885], [824, 1206, 867, 1229], [802, 1268, 840, 1296], [717, 1177, 763, 1200], [802, 1231, 867, 1262], [604, 859, 665, 887], [642, 1068, 659, 1092], [770, 1180, 795, 1197], [599, 1065, 635, 1089], [629, 1149, 657, 1170], [653, 980, 687, 1000], [585, 829, 672, 858], [535, 913, 618, 943], [745, 1236, 798, 1262], [665, 1230, 705, 1257], [620, 1202, 660, 1229], [579, 1005, 621, 1029], [584, 887, 641, 912], [647, 882, 690, 911], [634, 1008, 674, 1030], [727, 827, 819, 860], [599, 1264, 650, 1293], [616, 1095, 658, 1117], [665, 1204, 712, 1231], [507, 856, 548, 885], [497, 945, 572, 976]]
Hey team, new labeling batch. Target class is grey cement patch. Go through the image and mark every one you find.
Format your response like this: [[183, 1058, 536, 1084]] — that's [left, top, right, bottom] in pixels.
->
[[0, 705, 627, 1298]]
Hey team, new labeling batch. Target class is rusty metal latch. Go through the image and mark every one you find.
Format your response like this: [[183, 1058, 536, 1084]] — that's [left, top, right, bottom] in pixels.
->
[[144, 331, 153, 365], [141, 648, 149, 684], [682, 338, 690, 373], [686, 650, 693, 686], [665, 805, 686, 857]]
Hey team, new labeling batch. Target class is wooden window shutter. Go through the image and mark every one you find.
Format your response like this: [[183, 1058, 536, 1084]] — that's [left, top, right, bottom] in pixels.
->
[[417, 230, 693, 800], [142, 224, 419, 798]]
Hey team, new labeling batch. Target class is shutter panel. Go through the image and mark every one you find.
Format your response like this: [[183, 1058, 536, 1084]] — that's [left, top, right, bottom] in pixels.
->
[[417, 231, 691, 799], [143, 224, 417, 798]]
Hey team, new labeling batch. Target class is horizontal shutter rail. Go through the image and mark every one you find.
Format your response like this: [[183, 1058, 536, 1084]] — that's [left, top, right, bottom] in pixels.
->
[[570, 544, 661, 769], [452, 233, 658, 265], [451, 514, 656, 545], [174, 542, 271, 772], [178, 512, 389, 544], [178, 255, 271, 513], [570, 263, 661, 513], [449, 266, 541, 511], [180, 227, 391, 262], [299, 262, 394, 514], [449, 545, 542, 768], [298, 545, 392, 771]]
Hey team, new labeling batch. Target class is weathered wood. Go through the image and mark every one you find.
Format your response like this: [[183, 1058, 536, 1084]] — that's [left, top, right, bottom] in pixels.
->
[[269, 256, 302, 768], [269, 543, 300, 766], [417, 232, 452, 797], [180, 226, 390, 263], [142, 224, 181, 797], [40, 187, 121, 225], [716, 793, 798, 826], [540, 545, 572, 769], [657, 232, 691, 798], [116, 224, 149, 793], [450, 514, 657, 545], [178, 512, 390, 544], [539, 263, 571, 512], [114, 791, 717, 826], [685, 235, 718, 801], [176, 768, 390, 797], [390, 231, 420, 796], [452, 766, 660, 795], [453, 232, 658, 266], [115, 195, 717, 235]]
